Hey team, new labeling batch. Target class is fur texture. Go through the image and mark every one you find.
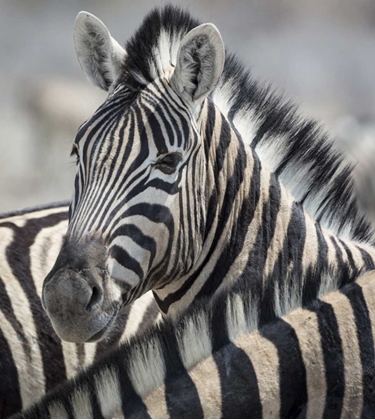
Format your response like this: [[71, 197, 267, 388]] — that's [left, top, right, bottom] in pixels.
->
[[0, 203, 159, 418], [18, 269, 375, 418], [119, 5, 375, 244], [41, 6, 375, 343]]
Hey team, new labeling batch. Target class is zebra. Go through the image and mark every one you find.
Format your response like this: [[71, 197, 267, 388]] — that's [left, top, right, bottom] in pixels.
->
[[41, 6, 375, 344], [0, 202, 159, 418], [18, 268, 375, 419]]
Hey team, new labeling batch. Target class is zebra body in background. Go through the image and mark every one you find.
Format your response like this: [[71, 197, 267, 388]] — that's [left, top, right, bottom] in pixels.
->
[[42, 6, 375, 343], [0, 203, 159, 418], [19, 269, 375, 419]]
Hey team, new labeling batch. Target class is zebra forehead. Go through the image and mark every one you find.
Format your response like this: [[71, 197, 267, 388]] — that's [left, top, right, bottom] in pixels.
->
[[120, 5, 200, 89]]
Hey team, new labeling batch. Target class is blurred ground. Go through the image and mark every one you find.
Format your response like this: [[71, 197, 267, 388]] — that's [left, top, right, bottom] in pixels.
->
[[1, 0, 375, 213]]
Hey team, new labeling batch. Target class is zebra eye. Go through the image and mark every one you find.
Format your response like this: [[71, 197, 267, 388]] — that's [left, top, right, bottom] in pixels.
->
[[156, 152, 182, 174]]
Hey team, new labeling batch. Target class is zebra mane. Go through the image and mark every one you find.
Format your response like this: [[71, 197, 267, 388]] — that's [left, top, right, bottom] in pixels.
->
[[118, 5, 374, 244]]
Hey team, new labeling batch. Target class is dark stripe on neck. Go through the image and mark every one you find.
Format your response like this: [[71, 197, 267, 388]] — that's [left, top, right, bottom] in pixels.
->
[[181, 148, 259, 311], [117, 355, 150, 417], [19, 404, 48, 419], [302, 222, 328, 305], [261, 319, 308, 418], [343, 283, 375, 418], [161, 326, 203, 418], [193, 133, 250, 303], [0, 327, 21, 418], [239, 170, 282, 324], [310, 299, 345, 418], [156, 115, 256, 312], [329, 236, 350, 287], [210, 293, 262, 417], [86, 379, 104, 419], [286, 201, 307, 277], [357, 245, 375, 271], [339, 239, 359, 278], [215, 342, 262, 418], [263, 201, 307, 324]]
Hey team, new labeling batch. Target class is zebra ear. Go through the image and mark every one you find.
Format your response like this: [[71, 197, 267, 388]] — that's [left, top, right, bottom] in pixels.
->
[[171, 23, 225, 104], [74, 11, 126, 91]]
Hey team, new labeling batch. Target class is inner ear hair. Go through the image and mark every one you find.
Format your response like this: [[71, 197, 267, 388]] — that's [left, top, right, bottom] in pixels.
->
[[74, 11, 126, 91], [171, 23, 225, 104]]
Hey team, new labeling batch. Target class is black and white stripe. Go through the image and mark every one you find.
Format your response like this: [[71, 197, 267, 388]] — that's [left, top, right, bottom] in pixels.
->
[[0, 203, 159, 418], [19, 269, 375, 418], [43, 6, 375, 343]]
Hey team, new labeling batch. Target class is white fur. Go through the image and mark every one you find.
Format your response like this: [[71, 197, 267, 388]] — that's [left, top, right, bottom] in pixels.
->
[[151, 29, 171, 79], [128, 337, 165, 397], [177, 313, 212, 368], [48, 401, 68, 418], [95, 367, 123, 418], [120, 291, 156, 341], [212, 77, 236, 118], [72, 387, 93, 418], [226, 293, 248, 341]]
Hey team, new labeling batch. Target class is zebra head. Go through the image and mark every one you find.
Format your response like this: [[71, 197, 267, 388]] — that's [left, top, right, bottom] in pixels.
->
[[42, 10, 225, 342]]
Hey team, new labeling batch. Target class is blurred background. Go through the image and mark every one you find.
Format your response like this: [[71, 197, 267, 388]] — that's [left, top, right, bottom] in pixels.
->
[[1, 0, 375, 216]]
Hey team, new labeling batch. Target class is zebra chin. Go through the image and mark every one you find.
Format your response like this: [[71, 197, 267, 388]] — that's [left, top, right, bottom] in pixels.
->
[[42, 267, 121, 343]]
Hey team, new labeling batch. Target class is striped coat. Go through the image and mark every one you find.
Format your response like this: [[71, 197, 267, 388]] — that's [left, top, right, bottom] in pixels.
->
[[41, 6, 375, 345], [0, 203, 159, 418], [19, 269, 375, 418]]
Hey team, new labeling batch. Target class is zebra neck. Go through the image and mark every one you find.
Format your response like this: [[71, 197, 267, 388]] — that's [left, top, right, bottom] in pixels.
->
[[153, 102, 375, 318]]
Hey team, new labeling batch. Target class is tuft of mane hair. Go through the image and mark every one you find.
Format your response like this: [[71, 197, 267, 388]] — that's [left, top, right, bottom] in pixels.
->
[[116, 4, 375, 245]]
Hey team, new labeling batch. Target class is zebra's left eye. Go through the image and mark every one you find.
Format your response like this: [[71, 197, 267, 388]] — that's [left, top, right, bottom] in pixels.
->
[[156, 152, 182, 174]]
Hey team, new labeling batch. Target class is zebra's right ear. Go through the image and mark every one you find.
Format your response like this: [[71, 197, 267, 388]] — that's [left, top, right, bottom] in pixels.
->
[[170, 23, 225, 105], [74, 11, 126, 91]]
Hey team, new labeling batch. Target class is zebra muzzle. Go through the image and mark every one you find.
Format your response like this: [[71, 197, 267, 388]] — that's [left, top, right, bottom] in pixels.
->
[[42, 267, 115, 342]]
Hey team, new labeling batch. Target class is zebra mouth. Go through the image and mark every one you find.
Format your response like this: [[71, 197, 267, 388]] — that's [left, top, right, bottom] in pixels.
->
[[86, 306, 119, 342]]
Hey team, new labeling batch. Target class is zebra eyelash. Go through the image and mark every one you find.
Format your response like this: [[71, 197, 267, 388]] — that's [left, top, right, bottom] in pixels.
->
[[70, 145, 80, 165], [154, 152, 182, 174]]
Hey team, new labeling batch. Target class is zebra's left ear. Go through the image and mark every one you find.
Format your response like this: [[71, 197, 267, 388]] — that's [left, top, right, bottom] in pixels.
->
[[171, 23, 225, 104]]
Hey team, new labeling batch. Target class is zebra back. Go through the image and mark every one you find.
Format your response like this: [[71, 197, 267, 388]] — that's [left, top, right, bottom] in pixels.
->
[[0, 202, 159, 418], [18, 269, 375, 418]]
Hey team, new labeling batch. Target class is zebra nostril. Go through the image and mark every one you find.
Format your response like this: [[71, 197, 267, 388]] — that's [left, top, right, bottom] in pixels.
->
[[86, 285, 103, 311]]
